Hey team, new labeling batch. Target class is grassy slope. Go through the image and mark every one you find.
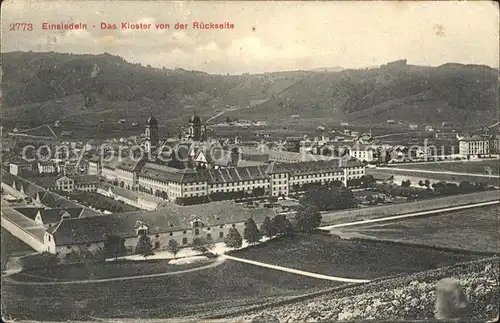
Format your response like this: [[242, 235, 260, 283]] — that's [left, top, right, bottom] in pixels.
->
[[234, 257, 499, 322], [229, 234, 485, 279], [2, 52, 498, 128], [342, 205, 500, 253], [1, 260, 341, 321], [394, 160, 500, 175], [9, 259, 215, 282]]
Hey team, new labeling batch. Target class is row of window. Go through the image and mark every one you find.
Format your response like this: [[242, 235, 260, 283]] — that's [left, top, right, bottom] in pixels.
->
[[210, 179, 266, 187]]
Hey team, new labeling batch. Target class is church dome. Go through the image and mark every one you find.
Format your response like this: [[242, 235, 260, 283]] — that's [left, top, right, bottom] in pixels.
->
[[146, 115, 158, 126], [189, 114, 201, 124]]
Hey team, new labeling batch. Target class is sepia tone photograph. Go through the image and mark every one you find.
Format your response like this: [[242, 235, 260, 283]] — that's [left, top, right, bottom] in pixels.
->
[[0, 0, 499, 322]]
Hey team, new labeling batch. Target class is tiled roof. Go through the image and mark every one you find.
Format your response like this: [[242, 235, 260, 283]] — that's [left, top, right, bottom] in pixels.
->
[[460, 135, 488, 141], [12, 207, 41, 220], [49, 201, 275, 246], [139, 159, 364, 184], [116, 157, 147, 172], [196, 147, 238, 167], [275, 160, 344, 176], [14, 207, 82, 224], [139, 163, 188, 182], [2, 207, 46, 242], [139, 162, 207, 184], [203, 165, 268, 184]]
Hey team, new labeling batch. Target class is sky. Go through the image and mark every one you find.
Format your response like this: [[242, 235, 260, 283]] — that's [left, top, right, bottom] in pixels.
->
[[1, 0, 499, 74]]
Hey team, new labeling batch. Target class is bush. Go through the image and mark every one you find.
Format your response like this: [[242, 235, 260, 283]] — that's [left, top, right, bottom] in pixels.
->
[[192, 237, 214, 253]]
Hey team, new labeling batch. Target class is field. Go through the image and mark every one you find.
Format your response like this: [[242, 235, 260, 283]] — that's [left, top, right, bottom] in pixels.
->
[[2, 221, 495, 321], [230, 233, 485, 279], [367, 168, 500, 187], [394, 159, 500, 175], [1, 260, 341, 321], [8, 259, 216, 282], [340, 205, 499, 253]]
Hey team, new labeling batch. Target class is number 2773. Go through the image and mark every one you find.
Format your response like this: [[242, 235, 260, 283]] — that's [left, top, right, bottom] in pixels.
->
[[9, 23, 34, 31]]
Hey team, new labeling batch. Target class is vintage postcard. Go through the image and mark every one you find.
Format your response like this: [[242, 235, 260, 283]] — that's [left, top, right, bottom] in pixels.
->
[[1, 0, 499, 322]]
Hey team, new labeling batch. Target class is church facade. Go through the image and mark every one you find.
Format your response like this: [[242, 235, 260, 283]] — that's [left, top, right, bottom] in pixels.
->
[[187, 112, 208, 142]]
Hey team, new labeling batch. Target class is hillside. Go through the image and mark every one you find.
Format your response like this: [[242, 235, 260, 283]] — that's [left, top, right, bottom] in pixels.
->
[[2, 52, 498, 128]]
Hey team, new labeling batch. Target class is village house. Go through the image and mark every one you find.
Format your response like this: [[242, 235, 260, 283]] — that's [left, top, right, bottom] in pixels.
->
[[9, 161, 35, 176], [458, 135, 491, 157], [348, 143, 378, 162]]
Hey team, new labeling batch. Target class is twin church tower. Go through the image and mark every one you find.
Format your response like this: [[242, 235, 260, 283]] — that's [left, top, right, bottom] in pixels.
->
[[144, 112, 207, 154]]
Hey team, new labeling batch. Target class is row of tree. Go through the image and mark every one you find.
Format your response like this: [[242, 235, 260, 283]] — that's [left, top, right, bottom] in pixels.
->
[[346, 175, 376, 188], [175, 188, 268, 206], [299, 186, 357, 211]]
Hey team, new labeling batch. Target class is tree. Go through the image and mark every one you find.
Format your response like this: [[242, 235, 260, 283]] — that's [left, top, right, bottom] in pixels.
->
[[260, 216, 277, 238], [244, 218, 262, 245], [300, 186, 356, 211], [459, 181, 475, 193], [224, 228, 243, 249], [103, 234, 127, 260], [295, 204, 322, 233], [272, 214, 294, 235], [401, 180, 412, 187], [167, 239, 180, 258], [252, 187, 265, 197], [135, 234, 154, 258], [160, 191, 168, 200], [192, 237, 214, 253], [424, 179, 431, 188], [418, 180, 424, 186]]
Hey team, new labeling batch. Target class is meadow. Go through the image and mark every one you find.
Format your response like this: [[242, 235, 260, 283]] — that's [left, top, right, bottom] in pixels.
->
[[394, 159, 500, 175], [342, 204, 499, 253], [230, 233, 486, 279], [1, 260, 341, 321]]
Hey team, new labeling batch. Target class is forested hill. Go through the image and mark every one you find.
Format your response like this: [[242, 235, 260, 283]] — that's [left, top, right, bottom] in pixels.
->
[[2, 52, 498, 127]]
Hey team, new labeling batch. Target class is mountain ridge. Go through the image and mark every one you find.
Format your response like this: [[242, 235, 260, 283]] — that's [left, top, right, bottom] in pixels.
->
[[2, 51, 498, 128]]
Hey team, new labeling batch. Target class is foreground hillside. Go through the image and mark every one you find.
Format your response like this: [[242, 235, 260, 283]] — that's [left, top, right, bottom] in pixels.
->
[[2, 52, 498, 127], [233, 257, 499, 322]]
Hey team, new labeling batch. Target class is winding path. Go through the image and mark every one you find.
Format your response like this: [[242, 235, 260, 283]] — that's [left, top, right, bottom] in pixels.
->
[[2, 257, 226, 285], [223, 255, 370, 283]]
